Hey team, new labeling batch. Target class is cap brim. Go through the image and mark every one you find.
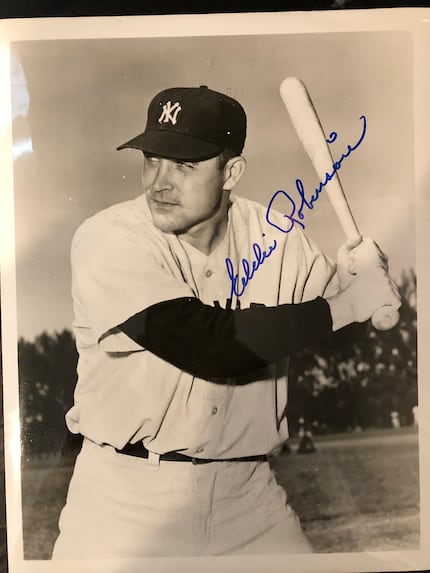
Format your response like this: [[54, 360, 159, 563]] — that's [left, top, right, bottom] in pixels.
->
[[116, 129, 223, 162]]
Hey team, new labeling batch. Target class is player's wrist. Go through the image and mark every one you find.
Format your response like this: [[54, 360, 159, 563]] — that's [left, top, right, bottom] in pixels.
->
[[325, 293, 356, 331]]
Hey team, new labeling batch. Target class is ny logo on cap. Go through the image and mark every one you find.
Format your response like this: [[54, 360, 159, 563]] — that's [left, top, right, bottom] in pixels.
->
[[158, 101, 182, 125]]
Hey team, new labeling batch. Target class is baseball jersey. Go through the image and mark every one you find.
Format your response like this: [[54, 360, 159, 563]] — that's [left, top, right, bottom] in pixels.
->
[[66, 193, 336, 458]]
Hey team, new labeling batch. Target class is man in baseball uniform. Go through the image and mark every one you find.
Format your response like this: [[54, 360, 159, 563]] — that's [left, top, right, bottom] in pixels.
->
[[53, 85, 400, 558]]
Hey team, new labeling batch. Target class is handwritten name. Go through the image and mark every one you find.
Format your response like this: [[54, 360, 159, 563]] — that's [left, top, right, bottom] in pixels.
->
[[265, 115, 367, 234], [226, 238, 277, 298], [225, 115, 367, 298]]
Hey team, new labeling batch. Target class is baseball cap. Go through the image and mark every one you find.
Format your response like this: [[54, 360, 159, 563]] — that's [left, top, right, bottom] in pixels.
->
[[116, 85, 247, 161]]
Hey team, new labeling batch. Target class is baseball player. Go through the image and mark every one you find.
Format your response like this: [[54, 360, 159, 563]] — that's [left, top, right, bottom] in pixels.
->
[[52, 85, 400, 558]]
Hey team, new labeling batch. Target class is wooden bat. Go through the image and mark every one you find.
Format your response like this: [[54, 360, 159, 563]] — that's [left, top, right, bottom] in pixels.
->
[[279, 77, 399, 331]]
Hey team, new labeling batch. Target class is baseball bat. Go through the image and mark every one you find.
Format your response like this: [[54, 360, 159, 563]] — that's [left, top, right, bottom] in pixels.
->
[[279, 77, 399, 331]]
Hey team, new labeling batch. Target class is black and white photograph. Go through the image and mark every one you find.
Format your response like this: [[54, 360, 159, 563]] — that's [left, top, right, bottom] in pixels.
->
[[0, 9, 429, 573]]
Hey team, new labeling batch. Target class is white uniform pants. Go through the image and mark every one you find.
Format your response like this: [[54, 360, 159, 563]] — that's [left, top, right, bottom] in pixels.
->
[[52, 439, 312, 558]]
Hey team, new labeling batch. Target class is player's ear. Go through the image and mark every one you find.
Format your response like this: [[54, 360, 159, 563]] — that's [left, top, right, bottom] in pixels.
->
[[222, 156, 246, 191]]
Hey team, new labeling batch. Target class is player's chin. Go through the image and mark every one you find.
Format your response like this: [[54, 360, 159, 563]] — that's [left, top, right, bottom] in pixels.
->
[[149, 211, 184, 234]]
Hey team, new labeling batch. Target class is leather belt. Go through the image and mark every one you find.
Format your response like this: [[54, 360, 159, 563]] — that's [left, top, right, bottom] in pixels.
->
[[116, 442, 267, 465]]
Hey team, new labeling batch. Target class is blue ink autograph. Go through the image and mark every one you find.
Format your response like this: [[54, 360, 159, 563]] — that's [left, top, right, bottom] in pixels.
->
[[226, 238, 278, 298], [225, 115, 367, 298], [266, 115, 367, 234]]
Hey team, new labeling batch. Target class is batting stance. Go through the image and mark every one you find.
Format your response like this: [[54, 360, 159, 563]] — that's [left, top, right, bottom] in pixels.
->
[[53, 85, 400, 558]]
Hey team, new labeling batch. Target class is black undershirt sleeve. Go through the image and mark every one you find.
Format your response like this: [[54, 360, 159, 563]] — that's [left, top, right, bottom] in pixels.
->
[[118, 297, 365, 380]]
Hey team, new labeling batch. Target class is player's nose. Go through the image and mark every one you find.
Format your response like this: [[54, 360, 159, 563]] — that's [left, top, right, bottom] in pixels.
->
[[151, 159, 175, 192]]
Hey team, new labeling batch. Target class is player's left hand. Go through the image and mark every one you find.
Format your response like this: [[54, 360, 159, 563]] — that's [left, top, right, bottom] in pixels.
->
[[336, 237, 389, 290]]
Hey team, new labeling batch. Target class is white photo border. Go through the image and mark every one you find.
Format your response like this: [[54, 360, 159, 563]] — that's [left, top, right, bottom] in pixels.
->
[[1, 8, 429, 573]]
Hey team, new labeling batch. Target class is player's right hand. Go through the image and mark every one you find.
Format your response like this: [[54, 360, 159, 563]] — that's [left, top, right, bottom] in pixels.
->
[[327, 266, 401, 330]]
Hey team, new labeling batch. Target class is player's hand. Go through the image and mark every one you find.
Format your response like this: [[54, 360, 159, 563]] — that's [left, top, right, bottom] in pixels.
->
[[336, 236, 362, 289], [327, 266, 401, 331], [336, 237, 389, 289]]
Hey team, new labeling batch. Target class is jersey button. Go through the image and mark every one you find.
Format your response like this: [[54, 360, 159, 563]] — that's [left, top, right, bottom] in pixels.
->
[[205, 269, 213, 278], [211, 406, 218, 415]]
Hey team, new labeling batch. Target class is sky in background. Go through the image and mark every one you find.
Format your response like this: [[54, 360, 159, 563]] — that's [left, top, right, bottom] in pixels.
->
[[10, 31, 414, 340]]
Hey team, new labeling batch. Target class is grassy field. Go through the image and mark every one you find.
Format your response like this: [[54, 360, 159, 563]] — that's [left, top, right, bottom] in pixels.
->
[[272, 427, 420, 552], [16, 426, 420, 559]]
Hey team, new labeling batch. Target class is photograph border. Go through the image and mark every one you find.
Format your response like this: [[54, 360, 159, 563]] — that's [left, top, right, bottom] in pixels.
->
[[1, 8, 430, 573]]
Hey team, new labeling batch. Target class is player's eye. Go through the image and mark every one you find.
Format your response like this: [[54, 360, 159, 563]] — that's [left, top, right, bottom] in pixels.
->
[[176, 161, 195, 171]]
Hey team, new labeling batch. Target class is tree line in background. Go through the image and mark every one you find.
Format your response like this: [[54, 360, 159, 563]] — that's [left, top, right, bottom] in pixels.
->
[[16, 269, 417, 458], [287, 268, 417, 435]]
